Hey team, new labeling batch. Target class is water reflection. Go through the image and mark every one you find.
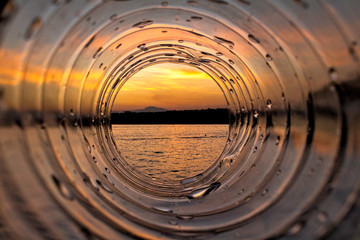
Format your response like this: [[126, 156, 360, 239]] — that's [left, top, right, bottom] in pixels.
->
[[113, 124, 228, 181]]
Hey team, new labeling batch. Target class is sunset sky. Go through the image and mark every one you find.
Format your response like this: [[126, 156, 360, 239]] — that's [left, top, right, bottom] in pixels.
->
[[113, 63, 227, 112]]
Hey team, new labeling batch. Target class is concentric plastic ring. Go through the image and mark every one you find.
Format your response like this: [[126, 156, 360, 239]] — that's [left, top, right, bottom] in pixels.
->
[[0, 0, 359, 239]]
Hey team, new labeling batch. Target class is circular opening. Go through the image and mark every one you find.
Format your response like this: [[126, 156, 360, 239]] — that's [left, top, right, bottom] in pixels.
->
[[110, 63, 229, 182]]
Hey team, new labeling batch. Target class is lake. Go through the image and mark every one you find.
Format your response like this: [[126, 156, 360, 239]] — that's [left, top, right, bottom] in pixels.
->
[[112, 124, 229, 181]]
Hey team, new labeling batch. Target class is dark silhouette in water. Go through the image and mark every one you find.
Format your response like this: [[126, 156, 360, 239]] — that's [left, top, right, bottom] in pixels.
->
[[111, 108, 229, 124]]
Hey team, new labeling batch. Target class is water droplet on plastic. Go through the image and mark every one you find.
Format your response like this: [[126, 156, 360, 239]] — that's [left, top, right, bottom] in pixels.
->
[[161, 1, 168, 6], [103, 174, 114, 186], [110, 14, 117, 20], [317, 211, 328, 223], [133, 20, 154, 28], [88, 178, 99, 191], [287, 221, 304, 235], [187, 182, 221, 199], [224, 157, 233, 167], [329, 67, 338, 81], [214, 36, 234, 46], [137, 43, 146, 51], [275, 136, 280, 145], [25, 17, 42, 40], [266, 54, 272, 61], [228, 59, 234, 64], [248, 34, 260, 44], [96, 179, 113, 193], [191, 16, 202, 20], [152, 206, 173, 213], [294, 0, 309, 9], [276, 169, 282, 175], [208, 0, 228, 4], [177, 215, 194, 220], [253, 110, 259, 118], [84, 35, 95, 48], [261, 189, 269, 196], [181, 174, 202, 184], [266, 99, 272, 109], [218, 160, 223, 168], [281, 92, 285, 101], [93, 47, 103, 59], [52, 175, 74, 200], [168, 220, 178, 225], [238, 0, 251, 5], [253, 147, 257, 153]]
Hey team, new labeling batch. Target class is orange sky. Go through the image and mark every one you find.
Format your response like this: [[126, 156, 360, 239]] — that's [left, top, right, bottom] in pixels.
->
[[113, 63, 227, 112]]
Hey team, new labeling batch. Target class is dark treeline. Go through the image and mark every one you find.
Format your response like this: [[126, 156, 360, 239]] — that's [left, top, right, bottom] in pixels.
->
[[111, 108, 229, 124]]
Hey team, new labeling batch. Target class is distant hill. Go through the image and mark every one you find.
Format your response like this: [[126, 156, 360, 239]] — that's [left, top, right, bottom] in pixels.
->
[[131, 106, 168, 113], [111, 108, 229, 124], [113, 106, 168, 113]]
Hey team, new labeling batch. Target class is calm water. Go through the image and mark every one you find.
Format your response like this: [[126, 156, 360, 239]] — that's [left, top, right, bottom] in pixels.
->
[[112, 124, 229, 181]]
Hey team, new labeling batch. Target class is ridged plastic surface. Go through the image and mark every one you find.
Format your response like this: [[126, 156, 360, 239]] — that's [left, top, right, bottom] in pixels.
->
[[0, 0, 359, 239]]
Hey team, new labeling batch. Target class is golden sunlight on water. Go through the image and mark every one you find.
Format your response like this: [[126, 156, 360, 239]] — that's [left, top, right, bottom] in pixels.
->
[[113, 124, 228, 181]]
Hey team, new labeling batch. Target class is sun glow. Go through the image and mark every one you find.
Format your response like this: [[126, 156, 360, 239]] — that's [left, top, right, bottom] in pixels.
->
[[113, 63, 227, 112]]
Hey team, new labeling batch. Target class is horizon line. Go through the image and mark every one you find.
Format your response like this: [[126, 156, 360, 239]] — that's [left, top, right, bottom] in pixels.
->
[[112, 107, 229, 113]]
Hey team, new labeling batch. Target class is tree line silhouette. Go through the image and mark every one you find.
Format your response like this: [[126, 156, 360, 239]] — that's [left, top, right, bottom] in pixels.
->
[[111, 108, 229, 124]]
